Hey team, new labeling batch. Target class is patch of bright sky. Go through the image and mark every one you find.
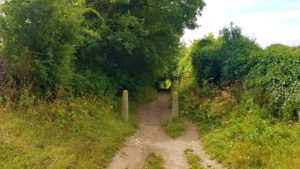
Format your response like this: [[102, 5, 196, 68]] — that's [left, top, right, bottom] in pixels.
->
[[182, 0, 300, 48]]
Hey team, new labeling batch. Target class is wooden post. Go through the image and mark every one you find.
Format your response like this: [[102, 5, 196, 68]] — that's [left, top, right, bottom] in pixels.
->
[[122, 90, 129, 121], [172, 92, 179, 119]]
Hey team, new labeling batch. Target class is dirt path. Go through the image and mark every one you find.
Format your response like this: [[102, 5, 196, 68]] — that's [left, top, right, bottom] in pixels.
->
[[107, 92, 227, 169]]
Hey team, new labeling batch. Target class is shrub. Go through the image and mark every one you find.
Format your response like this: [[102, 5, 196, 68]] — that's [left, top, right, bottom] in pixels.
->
[[0, 0, 84, 94], [245, 45, 300, 121], [198, 93, 300, 169], [72, 71, 117, 97], [191, 24, 260, 86], [191, 34, 223, 85], [219, 23, 260, 82]]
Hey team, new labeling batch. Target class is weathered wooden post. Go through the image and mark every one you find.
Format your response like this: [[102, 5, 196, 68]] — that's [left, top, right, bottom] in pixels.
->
[[122, 90, 129, 121], [172, 92, 179, 119]]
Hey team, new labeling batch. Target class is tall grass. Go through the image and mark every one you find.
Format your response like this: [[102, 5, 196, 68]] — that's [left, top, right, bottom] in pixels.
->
[[0, 96, 137, 169], [185, 88, 300, 169]]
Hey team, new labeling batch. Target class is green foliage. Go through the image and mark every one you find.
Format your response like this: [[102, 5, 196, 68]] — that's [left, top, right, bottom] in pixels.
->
[[75, 0, 206, 95], [179, 82, 221, 119], [190, 23, 260, 86], [0, 0, 205, 97], [178, 34, 300, 168], [173, 45, 193, 84], [161, 118, 186, 138], [184, 149, 205, 169], [0, 96, 137, 169], [72, 72, 117, 97], [189, 23, 298, 121], [220, 23, 260, 82], [158, 79, 172, 90], [191, 34, 223, 85], [196, 92, 300, 169], [133, 86, 158, 104], [245, 44, 300, 121], [177, 23, 299, 169], [143, 153, 165, 169], [17, 88, 34, 110], [0, 0, 84, 94]]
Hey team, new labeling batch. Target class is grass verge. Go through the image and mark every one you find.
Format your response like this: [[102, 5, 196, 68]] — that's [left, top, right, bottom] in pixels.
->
[[161, 118, 186, 138], [0, 97, 137, 169], [143, 153, 165, 169], [187, 90, 300, 169]]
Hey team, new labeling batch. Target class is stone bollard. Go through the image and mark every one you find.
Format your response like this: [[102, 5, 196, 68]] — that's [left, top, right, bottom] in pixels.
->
[[172, 92, 179, 119], [122, 90, 129, 121]]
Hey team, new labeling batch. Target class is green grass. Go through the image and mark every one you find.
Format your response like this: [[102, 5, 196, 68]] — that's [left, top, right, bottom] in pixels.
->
[[192, 92, 300, 169], [184, 149, 205, 169], [143, 153, 165, 169], [0, 97, 137, 169], [161, 118, 186, 138]]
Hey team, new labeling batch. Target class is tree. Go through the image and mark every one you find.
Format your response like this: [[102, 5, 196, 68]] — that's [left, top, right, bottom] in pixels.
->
[[0, 0, 84, 95], [191, 23, 260, 86], [191, 34, 223, 85], [0, 0, 206, 97], [75, 0, 206, 95], [219, 23, 260, 82]]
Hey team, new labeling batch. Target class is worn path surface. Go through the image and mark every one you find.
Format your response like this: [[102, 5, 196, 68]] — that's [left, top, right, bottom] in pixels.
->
[[107, 92, 227, 169]]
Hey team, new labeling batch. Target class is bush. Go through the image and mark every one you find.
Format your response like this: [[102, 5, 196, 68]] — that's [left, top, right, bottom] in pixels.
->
[[199, 94, 300, 169], [219, 23, 260, 82], [178, 79, 222, 120], [72, 71, 117, 97], [0, 0, 84, 94], [191, 34, 223, 85], [191, 24, 260, 86], [245, 45, 300, 121]]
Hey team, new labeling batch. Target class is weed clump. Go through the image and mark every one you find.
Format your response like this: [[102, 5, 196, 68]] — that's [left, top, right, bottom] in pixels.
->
[[143, 153, 165, 169], [161, 118, 186, 138]]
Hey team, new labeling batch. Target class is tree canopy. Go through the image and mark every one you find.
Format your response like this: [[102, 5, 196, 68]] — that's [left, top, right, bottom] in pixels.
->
[[189, 23, 299, 121], [0, 0, 205, 97], [191, 23, 260, 85]]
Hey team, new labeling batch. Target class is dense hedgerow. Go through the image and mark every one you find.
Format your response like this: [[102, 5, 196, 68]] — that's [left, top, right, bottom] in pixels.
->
[[198, 90, 300, 169], [245, 44, 300, 121], [191, 23, 260, 86], [191, 34, 223, 85], [189, 23, 299, 121], [0, 0, 205, 98], [0, 0, 84, 95], [220, 24, 261, 82], [176, 23, 300, 168]]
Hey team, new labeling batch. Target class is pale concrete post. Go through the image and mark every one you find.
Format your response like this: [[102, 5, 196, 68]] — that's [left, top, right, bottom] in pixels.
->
[[122, 90, 129, 121], [172, 92, 179, 119]]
